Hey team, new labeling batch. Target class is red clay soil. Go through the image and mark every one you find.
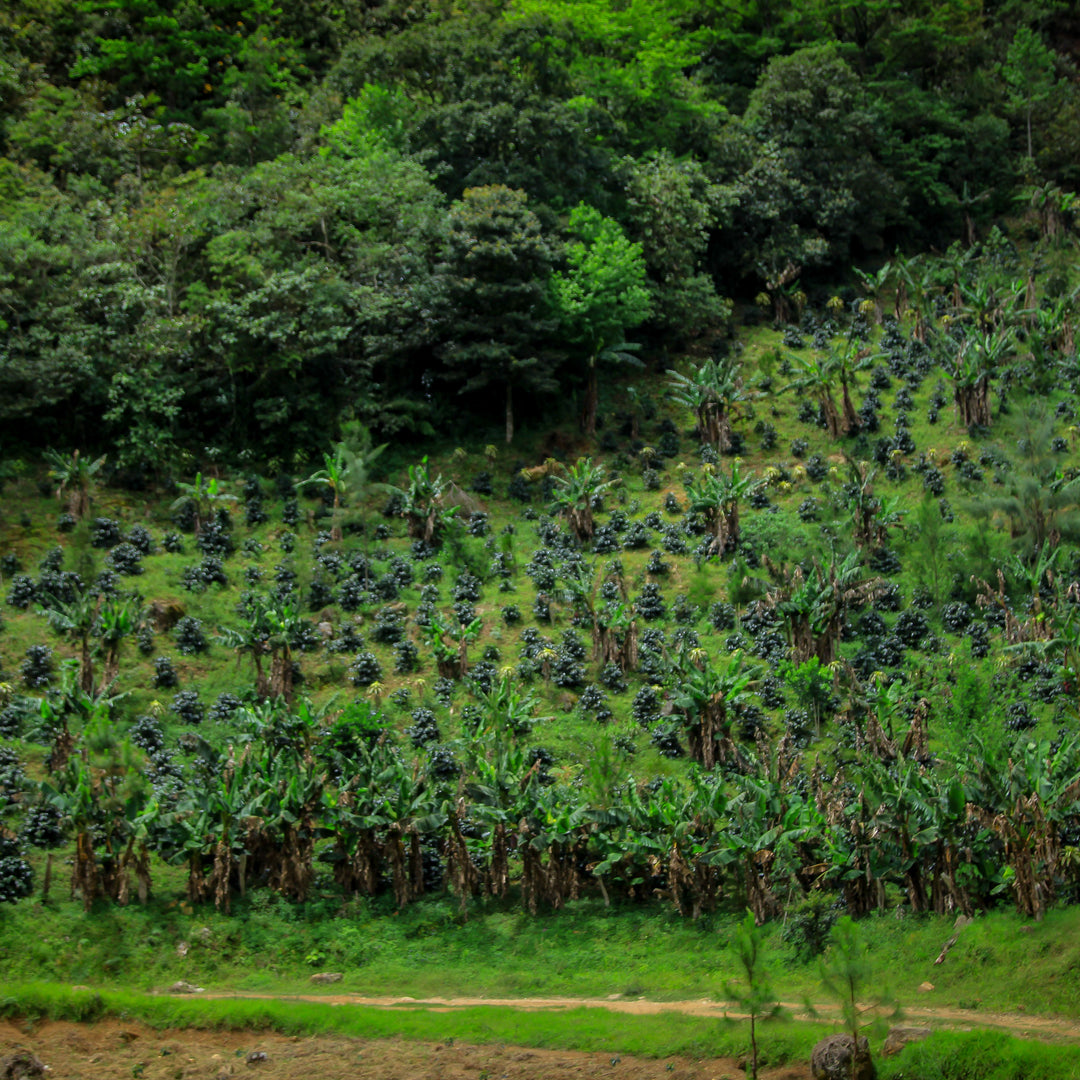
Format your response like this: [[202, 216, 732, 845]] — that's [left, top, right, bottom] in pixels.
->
[[1, 1018, 812, 1080]]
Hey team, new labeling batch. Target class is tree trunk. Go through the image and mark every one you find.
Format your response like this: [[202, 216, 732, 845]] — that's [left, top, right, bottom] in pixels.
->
[[841, 381, 860, 435], [505, 381, 514, 445], [79, 639, 95, 697], [955, 377, 991, 428], [100, 648, 120, 695], [581, 362, 598, 437], [331, 491, 342, 542], [270, 649, 293, 701], [821, 393, 842, 439]]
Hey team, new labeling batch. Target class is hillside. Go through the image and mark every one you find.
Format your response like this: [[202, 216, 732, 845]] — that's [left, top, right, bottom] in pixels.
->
[[4, 4, 1080, 1076]]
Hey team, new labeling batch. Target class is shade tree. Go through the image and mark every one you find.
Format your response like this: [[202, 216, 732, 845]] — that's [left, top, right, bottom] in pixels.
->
[[436, 185, 559, 444], [549, 203, 651, 437]]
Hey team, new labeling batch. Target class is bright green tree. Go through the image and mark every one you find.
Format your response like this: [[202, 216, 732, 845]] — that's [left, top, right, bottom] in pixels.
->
[[549, 204, 650, 437], [624, 151, 732, 340], [1003, 27, 1058, 162]]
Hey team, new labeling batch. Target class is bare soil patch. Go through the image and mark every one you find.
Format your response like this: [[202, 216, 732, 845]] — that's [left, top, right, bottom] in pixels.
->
[[1, 1019, 811, 1080]]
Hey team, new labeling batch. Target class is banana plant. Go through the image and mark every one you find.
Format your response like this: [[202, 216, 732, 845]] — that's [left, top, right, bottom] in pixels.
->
[[669, 644, 758, 769], [328, 739, 409, 897], [37, 586, 100, 696], [517, 785, 592, 913], [684, 458, 762, 557], [44, 448, 107, 519], [667, 355, 756, 453], [392, 457, 457, 545], [94, 595, 139, 693], [168, 746, 270, 912], [170, 471, 237, 534], [950, 329, 1014, 429], [963, 736, 1080, 920], [548, 456, 613, 543], [218, 593, 310, 700], [423, 610, 481, 679]]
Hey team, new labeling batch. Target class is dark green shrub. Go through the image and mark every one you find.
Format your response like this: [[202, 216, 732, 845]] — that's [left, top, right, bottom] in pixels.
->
[[349, 651, 383, 686], [20, 645, 53, 688], [152, 655, 178, 688], [781, 891, 839, 962], [170, 690, 204, 725], [174, 616, 208, 654]]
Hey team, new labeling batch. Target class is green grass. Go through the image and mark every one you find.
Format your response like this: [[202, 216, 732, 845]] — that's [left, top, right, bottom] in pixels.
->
[[877, 1031, 1080, 1080], [0, 982, 820, 1064], [4, 983, 1080, 1078], [5, 881, 1080, 1022]]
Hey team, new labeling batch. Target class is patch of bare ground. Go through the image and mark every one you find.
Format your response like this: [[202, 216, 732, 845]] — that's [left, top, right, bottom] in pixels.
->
[[1, 1019, 811, 1080]]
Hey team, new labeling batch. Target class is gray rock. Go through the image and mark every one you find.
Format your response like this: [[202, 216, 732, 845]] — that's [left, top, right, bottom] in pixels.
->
[[167, 980, 204, 994], [811, 1033, 875, 1080], [309, 972, 343, 984], [882, 1026, 932, 1057], [1, 1050, 47, 1079]]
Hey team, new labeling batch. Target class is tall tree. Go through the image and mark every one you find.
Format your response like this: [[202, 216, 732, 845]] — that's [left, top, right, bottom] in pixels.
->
[[550, 203, 650, 437], [437, 185, 558, 444], [624, 151, 731, 340], [1003, 27, 1058, 163]]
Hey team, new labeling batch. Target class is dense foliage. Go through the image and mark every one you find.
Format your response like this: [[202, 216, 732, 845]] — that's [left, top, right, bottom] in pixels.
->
[[3, 0, 1080, 941], [1, 0, 1079, 456]]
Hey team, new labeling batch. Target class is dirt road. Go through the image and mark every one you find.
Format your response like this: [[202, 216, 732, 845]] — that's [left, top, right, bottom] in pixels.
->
[[200, 989, 1080, 1043]]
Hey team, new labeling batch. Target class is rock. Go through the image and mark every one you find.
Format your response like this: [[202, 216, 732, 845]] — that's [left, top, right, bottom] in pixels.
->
[[917, 981, 934, 992], [176, 941, 188, 958], [167, 980, 204, 994], [245, 1051, 269, 1066], [148, 599, 185, 631], [811, 1034, 875, 1080], [882, 1027, 933, 1057], [1, 1050, 47, 1079], [309, 972, 343, 984]]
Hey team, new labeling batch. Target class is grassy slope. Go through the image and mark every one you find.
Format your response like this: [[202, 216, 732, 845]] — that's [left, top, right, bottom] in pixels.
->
[[3, 875, 1080, 1019], [4, 300, 1080, 1073]]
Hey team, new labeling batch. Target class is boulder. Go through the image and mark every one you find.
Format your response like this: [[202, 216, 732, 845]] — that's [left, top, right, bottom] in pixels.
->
[[811, 1034, 875, 1080], [882, 1027, 933, 1057], [167, 980, 204, 994], [309, 972, 343, 984], [149, 599, 185, 631], [1, 1050, 47, 1079]]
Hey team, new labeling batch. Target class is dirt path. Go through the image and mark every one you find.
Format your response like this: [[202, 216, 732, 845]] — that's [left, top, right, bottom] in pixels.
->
[[5, 990, 1078, 1080], [0, 1018, 810, 1080], [197, 989, 1080, 1043]]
